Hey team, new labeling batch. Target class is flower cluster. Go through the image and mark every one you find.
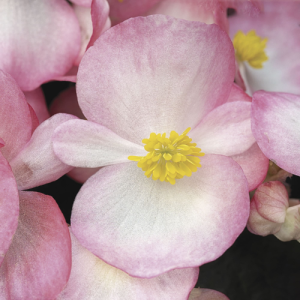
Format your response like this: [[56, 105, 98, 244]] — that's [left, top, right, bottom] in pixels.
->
[[0, 0, 299, 299]]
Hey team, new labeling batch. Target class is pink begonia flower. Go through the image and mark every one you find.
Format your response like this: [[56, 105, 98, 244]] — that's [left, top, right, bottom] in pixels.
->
[[248, 181, 300, 242], [229, 1, 300, 95], [57, 229, 198, 300], [108, 0, 262, 31], [189, 288, 229, 300], [0, 0, 81, 92], [0, 70, 76, 299], [53, 16, 254, 278]]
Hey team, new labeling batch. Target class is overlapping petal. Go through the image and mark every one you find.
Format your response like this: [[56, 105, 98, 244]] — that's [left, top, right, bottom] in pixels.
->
[[0, 0, 81, 91], [0, 70, 32, 162], [0, 191, 71, 300], [251, 91, 300, 176], [71, 155, 249, 278], [77, 15, 235, 144], [10, 114, 77, 190], [57, 229, 198, 300], [0, 153, 19, 267]]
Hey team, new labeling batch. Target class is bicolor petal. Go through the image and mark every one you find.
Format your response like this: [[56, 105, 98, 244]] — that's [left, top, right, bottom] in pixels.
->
[[53, 119, 145, 168], [10, 114, 77, 190], [0, 191, 71, 300], [71, 154, 249, 278], [77, 15, 235, 144]]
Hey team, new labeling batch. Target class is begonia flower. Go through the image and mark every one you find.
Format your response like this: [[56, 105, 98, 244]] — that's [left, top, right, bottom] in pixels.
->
[[188, 288, 229, 300], [56, 229, 198, 300], [0, 0, 81, 91], [0, 70, 76, 299], [53, 16, 257, 278], [229, 1, 300, 95]]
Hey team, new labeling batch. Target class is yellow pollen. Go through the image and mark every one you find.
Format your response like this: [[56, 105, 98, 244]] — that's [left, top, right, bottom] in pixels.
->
[[233, 30, 268, 69], [128, 128, 205, 185]]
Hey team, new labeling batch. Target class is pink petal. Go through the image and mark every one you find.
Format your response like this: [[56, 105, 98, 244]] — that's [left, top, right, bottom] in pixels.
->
[[10, 114, 77, 190], [70, 0, 92, 7], [0, 153, 19, 267], [54, 66, 78, 83], [71, 154, 249, 278], [67, 167, 101, 184], [77, 15, 235, 144], [24, 88, 50, 124], [0, 0, 81, 91], [108, 0, 160, 25], [251, 91, 300, 176], [189, 288, 229, 300], [57, 229, 198, 300], [231, 143, 269, 191], [227, 83, 251, 103], [229, 2, 300, 95], [27, 103, 40, 133], [190, 101, 255, 156], [0, 70, 32, 162], [0, 191, 71, 300], [53, 119, 145, 168], [50, 86, 85, 119]]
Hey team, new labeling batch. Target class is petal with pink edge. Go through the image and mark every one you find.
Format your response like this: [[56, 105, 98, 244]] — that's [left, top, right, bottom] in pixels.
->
[[24, 88, 50, 124], [189, 288, 229, 300], [231, 143, 269, 191], [10, 114, 77, 190], [71, 155, 249, 278], [0, 70, 32, 162], [108, 0, 160, 25], [77, 15, 235, 144], [50, 86, 85, 119], [190, 101, 255, 157], [0, 153, 19, 267], [0, 191, 71, 300], [53, 119, 145, 168], [229, 2, 300, 95], [0, 0, 81, 91], [57, 229, 198, 300], [251, 91, 300, 176]]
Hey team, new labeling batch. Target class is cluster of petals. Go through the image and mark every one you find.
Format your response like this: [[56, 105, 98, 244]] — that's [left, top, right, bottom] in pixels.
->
[[51, 15, 271, 280], [0, 70, 76, 299]]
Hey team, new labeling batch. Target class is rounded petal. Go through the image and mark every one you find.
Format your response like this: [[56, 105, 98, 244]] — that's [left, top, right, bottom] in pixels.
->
[[0, 70, 32, 162], [229, 2, 300, 94], [0, 0, 81, 91], [0, 153, 19, 267], [189, 288, 229, 300], [77, 15, 235, 144], [190, 101, 255, 156], [57, 229, 198, 300], [24, 88, 50, 124], [251, 91, 300, 176], [53, 119, 145, 168], [231, 143, 269, 191], [10, 114, 77, 190], [71, 154, 249, 278], [50, 86, 85, 119], [0, 191, 71, 300]]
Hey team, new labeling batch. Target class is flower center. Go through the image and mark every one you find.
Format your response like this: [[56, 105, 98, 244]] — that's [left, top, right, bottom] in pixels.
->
[[128, 128, 204, 185], [233, 30, 268, 69]]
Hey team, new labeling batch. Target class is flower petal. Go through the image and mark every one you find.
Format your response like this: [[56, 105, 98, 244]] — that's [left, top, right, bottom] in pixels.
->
[[67, 167, 101, 184], [227, 83, 251, 103], [71, 154, 249, 277], [57, 229, 198, 300], [53, 119, 145, 168], [189, 288, 229, 300], [0, 70, 32, 162], [229, 2, 300, 95], [231, 143, 269, 191], [10, 114, 77, 190], [77, 15, 235, 144], [190, 101, 255, 156], [251, 91, 300, 176], [0, 0, 81, 91], [0, 191, 71, 300], [24, 88, 50, 124], [0, 153, 19, 267]]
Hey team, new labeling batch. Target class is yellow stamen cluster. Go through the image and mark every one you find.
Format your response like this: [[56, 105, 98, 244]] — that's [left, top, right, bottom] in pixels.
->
[[128, 128, 204, 185], [233, 30, 268, 69]]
